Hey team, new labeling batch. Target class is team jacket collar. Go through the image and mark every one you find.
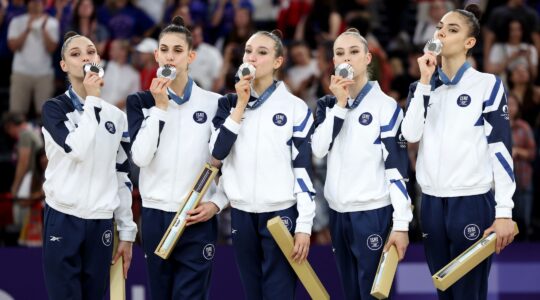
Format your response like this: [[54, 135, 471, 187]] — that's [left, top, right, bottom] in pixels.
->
[[436, 62, 471, 86], [66, 86, 84, 112], [167, 77, 194, 106], [347, 81, 375, 109], [247, 80, 279, 109]]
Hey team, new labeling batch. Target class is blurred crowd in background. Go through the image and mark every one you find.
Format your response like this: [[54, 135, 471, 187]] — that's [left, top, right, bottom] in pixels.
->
[[1, 0, 540, 247]]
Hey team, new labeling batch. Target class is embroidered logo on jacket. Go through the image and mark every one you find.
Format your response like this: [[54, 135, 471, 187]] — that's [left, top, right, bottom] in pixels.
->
[[501, 104, 509, 120], [464, 224, 481, 240], [359, 112, 373, 125], [193, 111, 208, 124], [202, 243, 215, 260], [457, 94, 471, 107], [273, 113, 287, 126], [367, 234, 383, 250], [398, 132, 407, 148], [102, 230, 112, 246], [281, 216, 293, 232], [105, 121, 116, 134]]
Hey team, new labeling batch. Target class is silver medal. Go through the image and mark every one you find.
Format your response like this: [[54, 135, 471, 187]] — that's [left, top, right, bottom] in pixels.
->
[[83, 63, 104, 78], [335, 63, 354, 80], [424, 39, 443, 56], [237, 63, 256, 79], [157, 64, 177, 80]]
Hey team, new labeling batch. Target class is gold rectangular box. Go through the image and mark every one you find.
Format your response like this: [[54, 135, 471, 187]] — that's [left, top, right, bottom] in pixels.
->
[[155, 163, 219, 259], [110, 226, 125, 300], [267, 216, 330, 300], [370, 245, 399, 299], [432, 223, 519, 291]]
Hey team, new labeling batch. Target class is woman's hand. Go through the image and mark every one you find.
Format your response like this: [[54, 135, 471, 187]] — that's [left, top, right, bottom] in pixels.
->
[[292, 232, 310, 263], [83, 71, 103, 98], [329, 75, 354, 108], [483, 218, 516, 254], [383, 231, 409, 261], [150, 77, 171, 110], [112, 241, 133, 279], [418, 52, 437, 85], [185, 202, 219, 226], [235, 75, 253, 107]]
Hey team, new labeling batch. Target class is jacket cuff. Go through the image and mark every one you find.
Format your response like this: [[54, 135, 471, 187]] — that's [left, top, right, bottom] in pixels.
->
[[209, 193, 229, 212], [85, 96, 102, 108], [332, 105, 348, 119], [224, 116, 241, 134], [392, 220, 409, 232], [119, 230, 137, 242], [496, 207, 513, 219], [295, 222, 312, 235], [415, 82, 431, 95], [150, 106, 168, 121]]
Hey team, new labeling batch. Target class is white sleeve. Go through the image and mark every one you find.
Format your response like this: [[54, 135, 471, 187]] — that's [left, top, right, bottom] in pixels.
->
[[402, 83, 431, 143], [130, 107, 168, 167], [114, 116, 137, 242], [311, 102, 347, 158]]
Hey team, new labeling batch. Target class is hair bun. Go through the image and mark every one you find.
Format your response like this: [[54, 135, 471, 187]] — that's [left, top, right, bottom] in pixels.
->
[[270, 29, 283, 40], [171, 15, 185, 27], [64, 31, 79, 42], [465, 4, 482, 21], [345, 27, 360, 34]]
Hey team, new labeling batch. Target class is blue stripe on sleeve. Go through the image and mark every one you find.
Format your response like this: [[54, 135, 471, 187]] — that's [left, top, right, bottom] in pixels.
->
[[495, 152, 515, 182], [297, 178, 309, 193], [293, 109, 312, 132], [380, 105, 401, 132], [474, 115, 484, 126], [391, 179, 408, 199], [483, 77, 501, 108]]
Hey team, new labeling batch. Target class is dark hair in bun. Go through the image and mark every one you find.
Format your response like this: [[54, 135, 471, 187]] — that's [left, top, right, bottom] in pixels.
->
[[254, 30, 284, 57], [453, 4, 481, 56], [61, 31, 83, 59], [159, 16, 193, 49], [172, 15, 185, 27], [64, 31, 79, 42], [270, 29, 283, 40], [454, 4, 481, 39]]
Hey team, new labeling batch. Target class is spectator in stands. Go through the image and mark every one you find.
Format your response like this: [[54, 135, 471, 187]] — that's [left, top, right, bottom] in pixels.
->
[[509, 93, 536, 239], [209, 0, 253, 45], [134, 37, 158, 91], [101, 39, 140, 110], [295, 0, 341, 49], [47, 0, 74, 35], [97, 0, 155, 41], [189, 24, 223, 92], [163, 0, 208, 29], [413, 0, 449, 48], [277, 0, 311, 40], [0, 0, 26, 90], [2, 112, 42, 241], [67, 0, 109, 57], [507, 64, 540, 127], [7, 0, 59, 116], [483, 0, 540, 72], [215, 6, 255, 93], [284, 40, 320, 111], [487, 19, 538, 83]]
